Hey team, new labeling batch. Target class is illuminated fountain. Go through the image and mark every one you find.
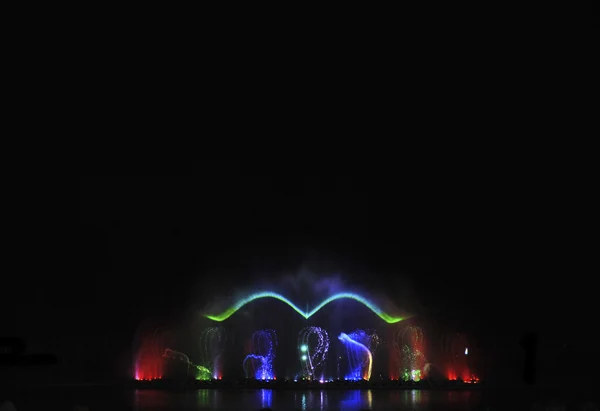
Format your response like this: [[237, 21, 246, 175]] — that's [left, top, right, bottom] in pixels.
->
[[162, 348, 197, 379], [338, 330, 377, 381], [199, 326, 227, 380], [243, 329, 277, 380], [394, 325, 427, 381], [204, 291, 405, 324], [134, 325, 221, 382], [298, 326, 329, 380], [441, 332, 476, 381], [134, 327, 173, 380]]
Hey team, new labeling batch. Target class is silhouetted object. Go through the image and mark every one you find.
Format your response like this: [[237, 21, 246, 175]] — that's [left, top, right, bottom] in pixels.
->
[[0, 401, 17, 411], [519, 332, 537, 385], [0, 353, 58, 366], [0, 337, 57, 366], [0, 338, 26, 356]]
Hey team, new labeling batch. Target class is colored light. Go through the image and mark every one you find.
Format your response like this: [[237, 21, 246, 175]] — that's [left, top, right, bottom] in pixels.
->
[[195, 365, 211, 381], [411, 369, 421, 381], [339, 332, 373, 380], [396, 326, 426, 382], [261, 389, 272, 409], [243, 329, 277, 380], [199, 326, 226, 381], [298, 327, 329, 380], [465, 347, 468, 355], [134, 330, 166, 381], [205, 291, 405, 323]]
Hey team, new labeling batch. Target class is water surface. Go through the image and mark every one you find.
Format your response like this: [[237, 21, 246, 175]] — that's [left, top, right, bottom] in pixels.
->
[[6, 388, 482, 410]]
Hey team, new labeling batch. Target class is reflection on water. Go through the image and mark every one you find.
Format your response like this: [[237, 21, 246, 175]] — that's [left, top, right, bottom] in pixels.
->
[[261, 388, 273, 409], [132, 388, 480, 411], [8, 385, 596, 411], [197, 389, 208, 407], [339, 390, 372, 410]]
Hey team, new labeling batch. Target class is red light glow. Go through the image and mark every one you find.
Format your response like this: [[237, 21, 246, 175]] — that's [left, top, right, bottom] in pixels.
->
[[135, 335, 165, 381], [443, 333, 474, 383]]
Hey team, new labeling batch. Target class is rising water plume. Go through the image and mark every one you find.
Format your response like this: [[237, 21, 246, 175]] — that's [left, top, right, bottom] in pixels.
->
[[298, 326, 329, 380], [199, 326, 227, 380], [394, 325, 427, 382], [338, 330, 375, 381], [243, 329, 277, 380]]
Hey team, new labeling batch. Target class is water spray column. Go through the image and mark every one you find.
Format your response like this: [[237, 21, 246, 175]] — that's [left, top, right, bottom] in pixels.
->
[[338, 332, 373, 381], [300, 343, 313, 379], [298, 327, 329, 381]]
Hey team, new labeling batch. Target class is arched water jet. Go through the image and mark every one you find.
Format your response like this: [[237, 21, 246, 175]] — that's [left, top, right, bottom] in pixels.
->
[[394, 325, 427, 381], [199, 326, 227, 379], [338, 331, 373, 381], [243, 329, 277, 380], [298, 327, 329, 380]]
